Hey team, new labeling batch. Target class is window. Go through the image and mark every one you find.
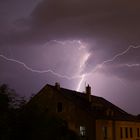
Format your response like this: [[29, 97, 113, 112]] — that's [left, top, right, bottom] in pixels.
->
[[120, 127, 123, 139], [57, 102, 63, 112], [103, 126, 108, 139], [137, 128, 140, 137], [80, 126, 86, 137], [125, 127, 128, 138], [130, 128, 133, 138]]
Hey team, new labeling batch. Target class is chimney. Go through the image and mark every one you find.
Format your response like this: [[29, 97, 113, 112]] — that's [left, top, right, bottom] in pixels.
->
[[55, 82, 60, 90], [86, 84, 91, 95], [85, 84, 91, 102]]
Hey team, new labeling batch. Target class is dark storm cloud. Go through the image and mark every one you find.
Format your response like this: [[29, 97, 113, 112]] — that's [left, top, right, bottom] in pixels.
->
[[2, 0, 140, 45], [1, 0, 140, 114], [0, 0, 42, 46], [32, 0, 140, 22], [0, 0, 140, 81], [1, 0, 140, 82], [31, 0, 140, 38]]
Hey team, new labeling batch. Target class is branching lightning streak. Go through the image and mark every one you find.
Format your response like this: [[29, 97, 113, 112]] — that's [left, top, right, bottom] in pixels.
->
[[76, 53, 91, 91], [0, 54, 82, 79], [76, 45, 140, 91], [44, 40, 86, 49], [1, 41, 140, 92], [0, 40, 86, 80], [92, 45, 140, 73]]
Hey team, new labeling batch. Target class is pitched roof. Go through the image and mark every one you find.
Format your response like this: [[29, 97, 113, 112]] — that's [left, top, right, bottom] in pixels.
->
[[46, 84, 135, 121]]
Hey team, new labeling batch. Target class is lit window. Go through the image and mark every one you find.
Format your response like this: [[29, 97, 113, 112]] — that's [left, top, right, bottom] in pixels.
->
[[57, 102, 62, 112], [102, 126, 108, 139], [80, 126, 86, 137]]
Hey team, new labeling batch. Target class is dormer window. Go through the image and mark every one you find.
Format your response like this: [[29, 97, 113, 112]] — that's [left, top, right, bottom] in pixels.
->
[[57, 102, 63, 112]]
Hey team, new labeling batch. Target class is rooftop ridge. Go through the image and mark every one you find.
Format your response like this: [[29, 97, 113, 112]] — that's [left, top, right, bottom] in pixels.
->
[[46, 84, 129, 115]]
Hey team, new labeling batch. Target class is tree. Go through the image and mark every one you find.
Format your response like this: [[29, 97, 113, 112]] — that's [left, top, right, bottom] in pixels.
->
[[0, 84, 79, 140], [0, 84, 27, 140], [0, 84, 10, 112]]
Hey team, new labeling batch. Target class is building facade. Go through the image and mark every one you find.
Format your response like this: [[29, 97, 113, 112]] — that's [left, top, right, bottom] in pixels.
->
[[28, 83, 140, 140]]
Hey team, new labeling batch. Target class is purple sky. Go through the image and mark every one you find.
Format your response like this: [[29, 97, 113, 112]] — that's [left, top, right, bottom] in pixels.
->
[[0, 0, 140, 115]]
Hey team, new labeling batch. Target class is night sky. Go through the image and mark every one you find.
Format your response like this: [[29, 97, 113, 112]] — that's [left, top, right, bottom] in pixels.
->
[[0, 0, 140, 115]]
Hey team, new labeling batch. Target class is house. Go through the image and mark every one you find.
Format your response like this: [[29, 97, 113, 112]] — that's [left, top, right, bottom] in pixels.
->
[[28, 83, 140, 140]]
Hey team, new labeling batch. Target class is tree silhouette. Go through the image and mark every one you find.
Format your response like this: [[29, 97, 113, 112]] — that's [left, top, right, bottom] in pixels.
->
[[0, 84, 79, 140], [0, 84, 27, 140]]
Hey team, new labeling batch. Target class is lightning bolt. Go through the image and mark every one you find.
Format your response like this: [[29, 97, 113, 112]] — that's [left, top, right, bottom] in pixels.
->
[[91, 45, 140, 73], [1, 41, 140, 92], [76, 53, 91, 91], [0, 54, 82, 79], [43, 40, 86, 50], [76, 74, 85, 91], [0, 40, 86, 80], [76, 45, 140, 91]]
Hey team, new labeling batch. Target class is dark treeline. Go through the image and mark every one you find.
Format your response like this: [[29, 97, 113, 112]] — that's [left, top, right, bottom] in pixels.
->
[[0, 84, 79, 140]]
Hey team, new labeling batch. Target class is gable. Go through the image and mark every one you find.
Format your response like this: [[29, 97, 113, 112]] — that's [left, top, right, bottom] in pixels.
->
[[28, 84, 135, 121]]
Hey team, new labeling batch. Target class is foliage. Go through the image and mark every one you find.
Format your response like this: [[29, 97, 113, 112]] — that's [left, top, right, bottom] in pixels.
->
[[0, 84, 26, 109], [0, 84, 79, 140], [0, 84, 26, 140]]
